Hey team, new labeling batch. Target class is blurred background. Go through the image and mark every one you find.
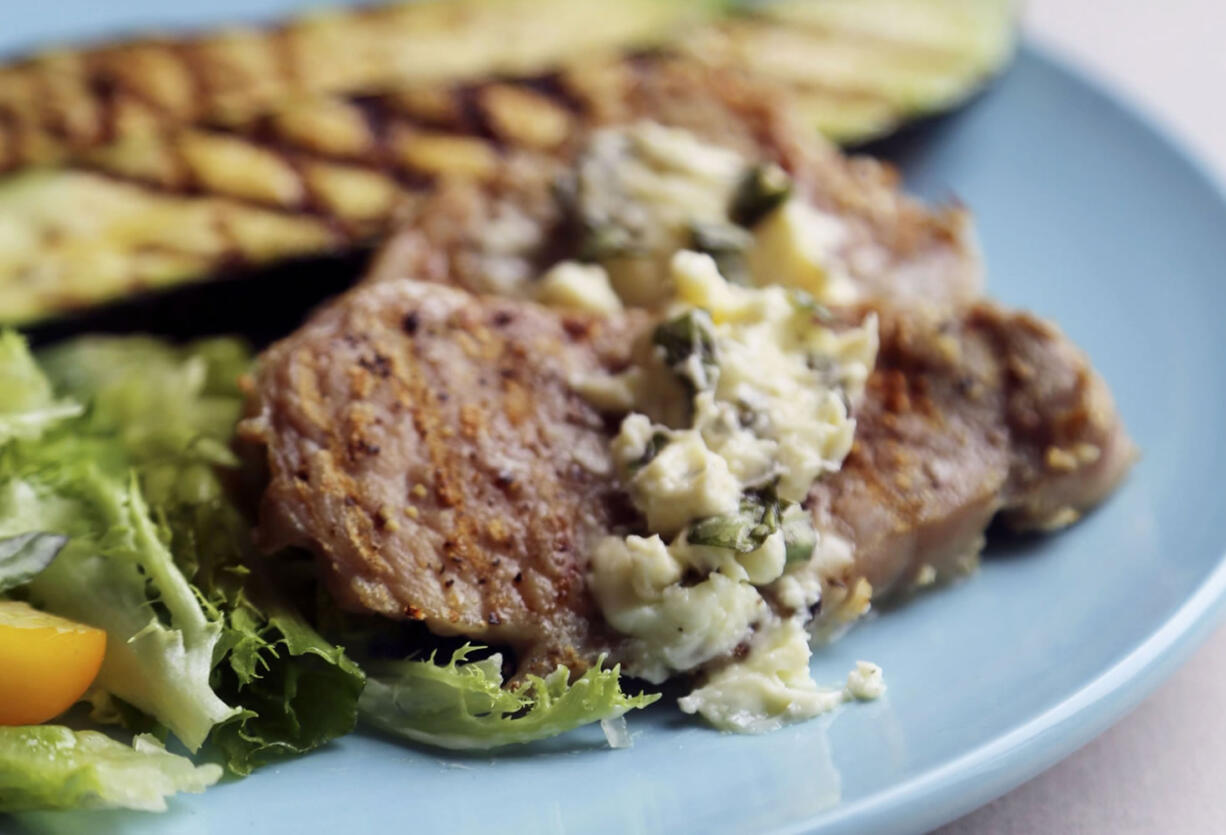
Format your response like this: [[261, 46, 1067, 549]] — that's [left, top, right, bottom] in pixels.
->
[[940, 1, 1226, 831]]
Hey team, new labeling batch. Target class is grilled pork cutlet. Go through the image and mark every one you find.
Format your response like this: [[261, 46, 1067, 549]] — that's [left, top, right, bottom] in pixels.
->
[[811, 304, 1135, 601], [362, 55, 983, 309], [241, 279, 648, 674], [244, 273, 1131, 674], [2, 54, 978, 324]]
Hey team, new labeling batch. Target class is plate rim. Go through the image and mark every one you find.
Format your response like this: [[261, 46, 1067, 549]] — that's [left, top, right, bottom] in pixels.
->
[[795, 41, 1226, 835]]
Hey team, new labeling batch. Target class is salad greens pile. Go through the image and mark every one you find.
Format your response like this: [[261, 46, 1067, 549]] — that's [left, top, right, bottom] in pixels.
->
[[0, 331, 654, 815]]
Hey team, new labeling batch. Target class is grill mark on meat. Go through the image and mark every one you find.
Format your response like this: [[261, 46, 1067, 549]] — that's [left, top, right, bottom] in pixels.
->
[[419, 313, 509, 628], [399, 314, 497, 625], [244, 279, 644, 673]]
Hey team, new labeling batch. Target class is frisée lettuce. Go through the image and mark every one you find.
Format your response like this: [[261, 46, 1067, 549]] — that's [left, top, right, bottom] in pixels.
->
[[37, 336, 367, 775], [0, 333, 363, 771], [0, 330, 82, 443], [0, 726, 220, 813], [14, 471, 239, 752], [360, 645, 658, 750], [0, 531, 65, 594]]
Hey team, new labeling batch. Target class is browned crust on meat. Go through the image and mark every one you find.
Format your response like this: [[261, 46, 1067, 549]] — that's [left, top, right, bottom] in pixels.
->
[[236, 59, 1126, 671], [971, 307, 1137, 530], [241, 280, 648, 673], [812, 314, 1007, 596], [812, 303, 1134, 599], [245, 281, 1133, 672]]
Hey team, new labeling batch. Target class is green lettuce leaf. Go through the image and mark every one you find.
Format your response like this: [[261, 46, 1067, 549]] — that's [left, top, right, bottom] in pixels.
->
[[30, 334, 364, 772], [360, 646, 658, 750], [0, 330, 81, 444], [38, 335, 248, 464], [0, 531, 66, 593], [0, 333, 235, 749], [0, 726, 221, 813], [9, 471, 238, 751], [209, 589, 366, 775]]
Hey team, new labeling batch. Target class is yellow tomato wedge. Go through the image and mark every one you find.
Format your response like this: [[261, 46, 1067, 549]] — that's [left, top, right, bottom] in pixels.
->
[[0, 601, 106, 726]]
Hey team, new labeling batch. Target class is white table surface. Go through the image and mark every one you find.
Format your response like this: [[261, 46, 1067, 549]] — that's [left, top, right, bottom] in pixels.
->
[[937, 2, 1226, 832]]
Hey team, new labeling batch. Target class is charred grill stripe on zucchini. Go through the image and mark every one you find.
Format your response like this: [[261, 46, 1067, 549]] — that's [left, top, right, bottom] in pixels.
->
[[0, 0, 1017, 172], [0, 0, 723, 173], [0, 62, 659, 323]]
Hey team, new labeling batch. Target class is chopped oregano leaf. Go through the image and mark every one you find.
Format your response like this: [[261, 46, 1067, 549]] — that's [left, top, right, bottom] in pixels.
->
[[730, 163, 792, 228], [688, 488, 816, 564], [688, 490, 783, 554], [652, 310, 718, 390]]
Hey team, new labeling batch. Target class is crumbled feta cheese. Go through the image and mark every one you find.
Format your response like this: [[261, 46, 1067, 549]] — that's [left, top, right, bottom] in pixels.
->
[[614, 422, 742, 537], [589, 536, 767, 684], [536, 261, 623, 314], [571, 368, 643, 414], [575, 123, 744, 306], [768, 554, 826, 614], [668, 251, 876, 501], [678, 620, 843, 733], [748, 199, 851, 303], [570, 124, 888, 734], [845, 661, 886, 701]]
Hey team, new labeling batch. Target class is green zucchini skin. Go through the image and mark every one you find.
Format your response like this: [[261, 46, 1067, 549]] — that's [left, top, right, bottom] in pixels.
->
[[706, 0, 1020, 145]]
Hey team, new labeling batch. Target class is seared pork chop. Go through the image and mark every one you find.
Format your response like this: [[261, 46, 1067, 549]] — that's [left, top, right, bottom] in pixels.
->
[[241, 279, 647, 673], [244, 64, 1126, 676], [811, 304, 1135, 601], [244, 278, 1132, 673]]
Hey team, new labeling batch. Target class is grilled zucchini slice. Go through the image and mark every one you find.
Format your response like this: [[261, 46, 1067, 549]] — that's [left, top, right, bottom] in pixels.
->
[[695, 0, 1019, 144], [0, 0, 724, 173], [0, 66, 591, 325], [0, 169, 346, 324], [0, 0, 1020, 326]]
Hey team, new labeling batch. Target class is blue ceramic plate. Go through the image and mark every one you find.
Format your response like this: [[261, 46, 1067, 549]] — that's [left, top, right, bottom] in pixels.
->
[[6, 5, 1226, 834]]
